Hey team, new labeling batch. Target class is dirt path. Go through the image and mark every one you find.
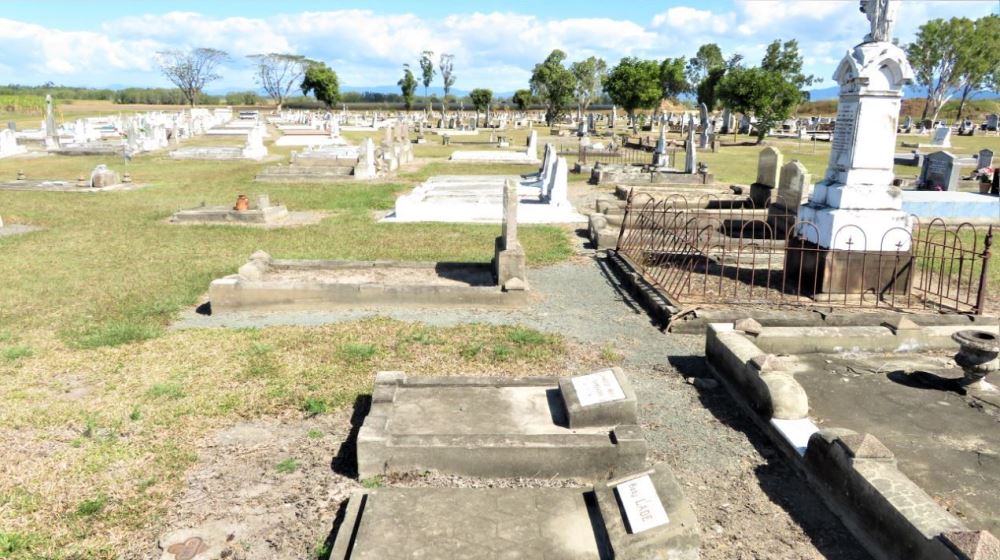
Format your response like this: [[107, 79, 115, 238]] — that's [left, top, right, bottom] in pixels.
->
[[165, 247, 870, 559]]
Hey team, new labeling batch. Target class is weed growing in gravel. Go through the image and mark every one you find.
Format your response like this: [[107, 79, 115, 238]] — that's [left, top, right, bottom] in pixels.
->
[[361, 475, 384, 488], [275, 459, 300, 474], [313, 541, 331, 559], [1, 346, 32, 361], [599, 345, 625, 363], [306, 429, 323, 438]]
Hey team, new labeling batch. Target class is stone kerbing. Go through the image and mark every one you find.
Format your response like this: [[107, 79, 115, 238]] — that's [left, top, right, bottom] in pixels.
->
[[330, 462, 700, 560], [210, 255, 528, 312], [706, 324, 809, 422], [706, 323, 999, 560], [355, 371, 648, 480]]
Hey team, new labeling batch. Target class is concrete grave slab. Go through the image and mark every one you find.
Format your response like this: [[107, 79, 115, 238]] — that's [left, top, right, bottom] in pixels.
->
[[330, 463, 698, 560], [705, 322, 1000, 560], [210, 256, 528, 312], [356, 370, 647, 480]]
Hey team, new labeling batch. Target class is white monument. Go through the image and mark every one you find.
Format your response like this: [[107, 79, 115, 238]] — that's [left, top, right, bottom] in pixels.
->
[[0, 129, 27, 158], [794, 0, 914, 291]]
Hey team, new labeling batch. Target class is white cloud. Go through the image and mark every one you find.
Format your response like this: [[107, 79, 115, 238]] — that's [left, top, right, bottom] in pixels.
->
[[0, 2, 995, 92]]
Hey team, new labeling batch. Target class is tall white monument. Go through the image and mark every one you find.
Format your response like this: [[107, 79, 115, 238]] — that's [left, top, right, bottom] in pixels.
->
[[792, 0, 914, 292]]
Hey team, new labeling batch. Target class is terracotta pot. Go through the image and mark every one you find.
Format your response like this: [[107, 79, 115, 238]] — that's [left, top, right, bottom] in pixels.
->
[[980, 182, 992, 194], [234, 194, 250, 211]]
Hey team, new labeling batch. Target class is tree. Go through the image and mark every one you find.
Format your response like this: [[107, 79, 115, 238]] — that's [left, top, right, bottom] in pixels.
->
[[439, 53, 456, 117], [512, 89, 532, 111], [955, 15, 1000, 121], [659, 57, 688, 103], [717, 67, 800, 144], [248, 53, 312, 111], [469, 88, 492, 118], [570, 56, 607, 118], [696, 67, 726, 111], [156, 48, 229, 107], [686, 44, 742, 110], [685, 44, 725, 90], [529, 50, 576, 125], [396, 64, 419, 111], [603, 57, 662, 121], [419, 50, 435, 111], [300, 62, 340, 108], [906, 17, 971, 122], [761, 39, 818, 101]]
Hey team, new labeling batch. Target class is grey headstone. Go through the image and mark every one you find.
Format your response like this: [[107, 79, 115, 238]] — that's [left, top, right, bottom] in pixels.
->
[[977, 148, 993, 169], [919, 151, 960, 191], [755, 146, 783, 189], [775, 160, 812, 210], [684, 115, 696, 174]]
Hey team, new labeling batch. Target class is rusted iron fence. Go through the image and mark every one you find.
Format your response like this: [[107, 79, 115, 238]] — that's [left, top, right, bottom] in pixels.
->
[[615, 192, 993, 314]]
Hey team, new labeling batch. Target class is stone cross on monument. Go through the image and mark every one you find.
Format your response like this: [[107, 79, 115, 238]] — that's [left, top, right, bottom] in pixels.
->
[[791, 0, 914, 294]]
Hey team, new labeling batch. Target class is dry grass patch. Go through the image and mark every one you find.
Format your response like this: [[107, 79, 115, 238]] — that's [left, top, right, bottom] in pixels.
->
[[0, 318, 572, 559]]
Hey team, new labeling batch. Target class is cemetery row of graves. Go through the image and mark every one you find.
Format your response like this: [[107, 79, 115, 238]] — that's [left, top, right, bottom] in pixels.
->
[[1, 6, 999, 560]]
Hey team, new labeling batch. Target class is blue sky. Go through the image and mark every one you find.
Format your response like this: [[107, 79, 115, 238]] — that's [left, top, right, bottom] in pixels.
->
[[1, 1, 996, 93]]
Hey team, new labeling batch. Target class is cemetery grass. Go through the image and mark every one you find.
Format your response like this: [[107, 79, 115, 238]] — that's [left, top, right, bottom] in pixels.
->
[[0, 137, 574, 558], [0, 319, 572, 559]]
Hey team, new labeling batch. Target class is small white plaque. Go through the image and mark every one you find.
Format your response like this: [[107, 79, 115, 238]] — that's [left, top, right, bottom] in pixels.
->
[[616, 475, 669, 533], [571, 369, 625, 407]]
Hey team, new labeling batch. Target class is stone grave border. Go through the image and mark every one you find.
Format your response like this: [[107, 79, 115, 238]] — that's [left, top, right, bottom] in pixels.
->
[[704, 321, 1000, 560], [208, 252, 529, 313], [330, 462, 700, 560], [356, 370, 646, 480]]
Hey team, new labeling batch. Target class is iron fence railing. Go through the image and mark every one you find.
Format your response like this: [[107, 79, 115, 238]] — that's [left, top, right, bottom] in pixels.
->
[[615, 191, 993, 314]]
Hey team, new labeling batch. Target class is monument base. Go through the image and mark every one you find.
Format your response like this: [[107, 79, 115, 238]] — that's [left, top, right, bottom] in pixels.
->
[[784, 237, 913, 296]]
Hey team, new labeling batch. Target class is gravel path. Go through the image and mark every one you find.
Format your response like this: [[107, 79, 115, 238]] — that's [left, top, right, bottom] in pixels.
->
[[172, 242, 870, 559]]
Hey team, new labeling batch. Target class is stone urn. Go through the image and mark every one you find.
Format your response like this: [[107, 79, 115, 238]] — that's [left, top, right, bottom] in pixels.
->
[[234, 195, 250, 211], [952, 330, 1000, 385]]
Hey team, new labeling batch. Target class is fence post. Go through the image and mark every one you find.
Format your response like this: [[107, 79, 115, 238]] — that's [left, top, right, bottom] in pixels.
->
[[974, 225, 993, 315]]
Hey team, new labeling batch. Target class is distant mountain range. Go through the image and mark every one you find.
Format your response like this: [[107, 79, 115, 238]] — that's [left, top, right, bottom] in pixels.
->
[[804, 84, 1000, 101]]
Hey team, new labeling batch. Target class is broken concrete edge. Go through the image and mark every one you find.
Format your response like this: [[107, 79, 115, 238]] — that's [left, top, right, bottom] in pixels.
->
[[704, 322, 998, 560], [558, 366, 639, 429], [670, 307, 996, 335], [357, 371, 648, 480], [705, 324, 809, 422], [746, 323, 1000, 355], [604, 250, 681, 325], [330, 462, 699, 560]]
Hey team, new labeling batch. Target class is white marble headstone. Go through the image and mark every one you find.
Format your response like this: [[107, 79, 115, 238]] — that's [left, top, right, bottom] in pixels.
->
[[616, 474, 669, 533], [571, 369, 625, 406]]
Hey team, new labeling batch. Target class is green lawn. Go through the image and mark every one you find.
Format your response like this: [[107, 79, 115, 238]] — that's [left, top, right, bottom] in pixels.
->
[[0, 111, 579, 558]]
